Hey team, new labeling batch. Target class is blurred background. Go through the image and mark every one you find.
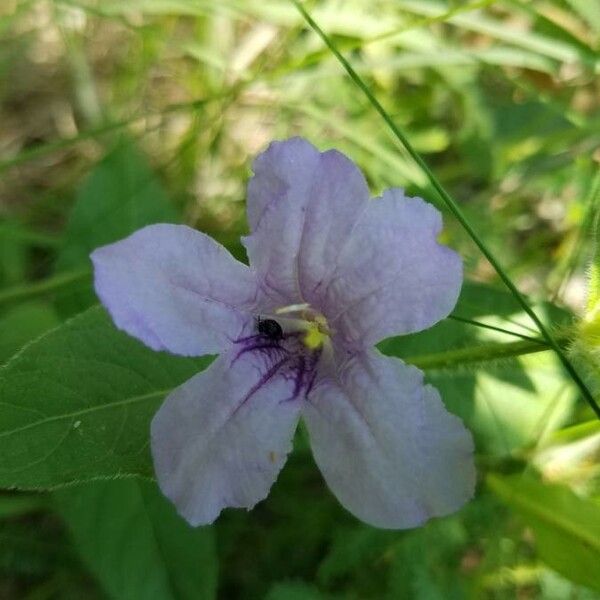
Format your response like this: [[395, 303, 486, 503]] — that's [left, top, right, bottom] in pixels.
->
[[1, 0, 600, 598]]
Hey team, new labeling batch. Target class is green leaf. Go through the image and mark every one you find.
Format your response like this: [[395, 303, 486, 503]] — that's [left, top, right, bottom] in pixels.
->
[[488, 473, 600, 592], [55, 479, 217, 600], [55, 139, 178, 314], [0, 306, 209, 489], [0, 302, 59, 364]]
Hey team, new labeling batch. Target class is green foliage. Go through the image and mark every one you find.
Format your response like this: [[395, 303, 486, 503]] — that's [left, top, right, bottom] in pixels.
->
[[0, 302, 59, 365], [55, 480, 218, 600], [0, 306, 209, 489], [488, 473, 600, 592]]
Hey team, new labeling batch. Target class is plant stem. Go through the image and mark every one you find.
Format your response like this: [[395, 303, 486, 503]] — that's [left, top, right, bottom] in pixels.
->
[[409, 338, 555, 371], [448, 314, 547, 344]]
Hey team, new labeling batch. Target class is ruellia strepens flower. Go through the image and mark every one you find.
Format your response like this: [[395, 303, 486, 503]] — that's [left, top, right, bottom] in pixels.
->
[[91, 137, 475, 528]]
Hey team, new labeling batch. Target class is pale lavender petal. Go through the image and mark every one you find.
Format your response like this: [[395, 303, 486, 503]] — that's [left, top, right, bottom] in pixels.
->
[[322, 190, 462, 348], [151, 348, 302, 526], [303, 351, 475, 529], [91, 224, 258, 356], [244, 138, 370, 306]]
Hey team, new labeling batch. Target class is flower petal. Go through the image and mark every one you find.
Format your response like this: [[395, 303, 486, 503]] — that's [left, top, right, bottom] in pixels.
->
[[91, 224, 258, 356], [244, 138, 370, 306], [303, 351, 475, 529], [151, 348, 302, 526], [323, 189, 462, 348]]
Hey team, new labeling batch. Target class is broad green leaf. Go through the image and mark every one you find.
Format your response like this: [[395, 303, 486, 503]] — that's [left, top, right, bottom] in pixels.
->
[[488, 473, 600, 592], [55, 139, 178, 314], [55, 479, 217, 600], [0, 302, 59, 364], [0, 306, 208, 489]]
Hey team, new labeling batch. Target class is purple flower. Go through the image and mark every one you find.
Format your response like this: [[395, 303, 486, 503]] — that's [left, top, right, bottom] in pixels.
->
[[91, 138, 475, 528]]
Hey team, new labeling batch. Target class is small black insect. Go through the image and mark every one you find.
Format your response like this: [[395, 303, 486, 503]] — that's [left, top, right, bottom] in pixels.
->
[[257, 317, 283, 341]]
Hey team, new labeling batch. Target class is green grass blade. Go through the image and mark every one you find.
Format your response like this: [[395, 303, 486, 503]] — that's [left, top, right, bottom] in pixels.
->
[[291, 0, 599, 417], [396, 0, 599, 70]]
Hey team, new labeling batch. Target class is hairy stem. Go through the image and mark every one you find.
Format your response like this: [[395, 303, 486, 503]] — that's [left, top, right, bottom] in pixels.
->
[[409, 338, 556, 371]]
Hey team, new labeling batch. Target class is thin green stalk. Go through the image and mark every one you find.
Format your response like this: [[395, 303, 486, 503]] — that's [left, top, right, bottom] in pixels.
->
[[292, 0, 599, 417], [0, 269, 91, 308], [410, 337, 553, 371], [448, 314, 547, 344]]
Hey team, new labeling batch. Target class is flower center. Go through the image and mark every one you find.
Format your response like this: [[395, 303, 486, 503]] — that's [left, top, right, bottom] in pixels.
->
[[273, 303, 331, 351], [232, 305, 330, 402]]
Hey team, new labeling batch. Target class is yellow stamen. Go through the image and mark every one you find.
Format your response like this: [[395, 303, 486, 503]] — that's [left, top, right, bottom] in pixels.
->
[[273, 303, 330, 349], [304, 324, 327, 350]]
